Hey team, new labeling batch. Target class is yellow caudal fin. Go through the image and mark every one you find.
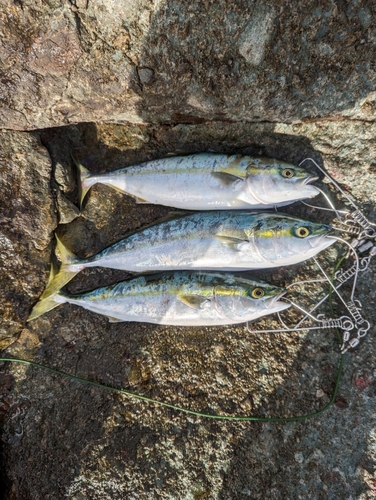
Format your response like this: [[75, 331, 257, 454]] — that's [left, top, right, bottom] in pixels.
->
[[40, 235, 82, 299], [71, 155, 94, 210], [27, 291, 67, 321]]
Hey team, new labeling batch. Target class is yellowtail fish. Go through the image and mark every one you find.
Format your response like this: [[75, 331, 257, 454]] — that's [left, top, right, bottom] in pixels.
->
[[28, 272, 290, 325], [77, 153, 319, 210], [41, 212, 334, 298]]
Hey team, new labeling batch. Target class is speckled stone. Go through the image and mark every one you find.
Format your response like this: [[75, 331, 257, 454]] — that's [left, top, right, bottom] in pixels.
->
[[0, 0, 376, 130], [1, 1, 376, 498], [1, 121, 376, 499]]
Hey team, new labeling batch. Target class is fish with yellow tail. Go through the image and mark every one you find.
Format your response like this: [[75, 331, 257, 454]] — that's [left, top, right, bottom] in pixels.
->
[[40, 211, 334, 299], [28, 272, 290, 325], [76, 153, 319, 210]]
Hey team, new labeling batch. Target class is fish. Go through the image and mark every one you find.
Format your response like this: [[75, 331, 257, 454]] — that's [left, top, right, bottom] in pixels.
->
[[28, 271, 290, 325], [40, 211, 334, 298], [76, 153, 319, 210]]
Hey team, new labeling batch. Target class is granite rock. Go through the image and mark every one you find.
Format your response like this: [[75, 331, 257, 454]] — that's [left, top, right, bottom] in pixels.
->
[[1, 0, 376, 498], [0, 131, 57, 350], [0, 0, 376, 130], [1, 121, 376, 499]]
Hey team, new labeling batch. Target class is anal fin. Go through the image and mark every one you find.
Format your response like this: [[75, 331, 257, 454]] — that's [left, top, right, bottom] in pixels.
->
[[134, 196, 150, 204], [108, 317, 125, 323]]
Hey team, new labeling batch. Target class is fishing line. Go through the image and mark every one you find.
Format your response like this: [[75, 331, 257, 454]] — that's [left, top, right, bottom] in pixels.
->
[[277, 311, 289, 330], [301, 187, 345, 222], [314, 257, 355, 310], [3, 164, 359, 426], [0, 352, 344, 422], [299, 158, 359, 211], [323, 235, 359, 301], [301, 200, 348, 217], [300, 158, 376, 240], [293, 236, 359, 330], [0, 260, 347, 423]]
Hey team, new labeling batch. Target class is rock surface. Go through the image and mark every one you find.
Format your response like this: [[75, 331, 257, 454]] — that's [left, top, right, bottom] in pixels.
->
[[1, 121, 376, 499], [0, 131, 57, 350], [1, 0, 376, 499], [1, 0, 376, 130]]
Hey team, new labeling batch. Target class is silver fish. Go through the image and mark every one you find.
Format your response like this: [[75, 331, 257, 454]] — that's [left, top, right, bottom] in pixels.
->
[[41, 211, 334, 297], [77, 153, 319, 210], [28, 272, 290, 325]]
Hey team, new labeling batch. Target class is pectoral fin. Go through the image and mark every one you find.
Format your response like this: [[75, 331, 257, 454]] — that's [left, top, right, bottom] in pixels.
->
[[177, 294, 211, 309], [215, 235, 249, 250], [211, 172, 244, 186]]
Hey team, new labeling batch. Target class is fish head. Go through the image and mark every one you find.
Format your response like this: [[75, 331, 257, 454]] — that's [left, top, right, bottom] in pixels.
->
[[245, 158, 319, 206], [252, 215, 335, 265], [287, 218, 335, 254], [213, 278, 290, 322]]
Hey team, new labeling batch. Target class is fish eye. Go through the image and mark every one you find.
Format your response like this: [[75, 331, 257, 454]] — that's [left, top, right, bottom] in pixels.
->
[[251, 287, 265, 299], [295, 226, 310, 238], [282, 168, 294, 178]]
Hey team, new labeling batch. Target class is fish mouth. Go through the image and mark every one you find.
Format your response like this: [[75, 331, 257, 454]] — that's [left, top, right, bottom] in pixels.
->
[[310, 233, 335, 249], [296, 176, 320, 197], [303, 175, 319, 185], [268, 290, 290, 310], [296, 175, 318, 187]]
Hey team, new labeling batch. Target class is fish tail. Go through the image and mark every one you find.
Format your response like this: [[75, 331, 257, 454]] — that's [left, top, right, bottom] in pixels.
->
[[27, 291, 67, 322], [72, 155, 96, 209], [40, 235, 84, 299]]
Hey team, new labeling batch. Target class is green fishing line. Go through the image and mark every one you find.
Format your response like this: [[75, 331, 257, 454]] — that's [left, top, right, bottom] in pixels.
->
[[0, 258, 347, 422]]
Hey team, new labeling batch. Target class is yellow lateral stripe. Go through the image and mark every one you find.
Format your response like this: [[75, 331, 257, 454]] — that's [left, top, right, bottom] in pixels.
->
[[86, 285, 253, 301], [256, 228, 292, 238]]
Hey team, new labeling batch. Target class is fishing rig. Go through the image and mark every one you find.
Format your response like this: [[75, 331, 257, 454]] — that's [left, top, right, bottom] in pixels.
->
[[248, 158, 375, 355]]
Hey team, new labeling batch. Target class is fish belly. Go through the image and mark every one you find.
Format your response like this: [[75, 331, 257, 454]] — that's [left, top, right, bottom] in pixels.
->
[[99, 154, 251, 209], [88, 237, 268, 272], [64, 293, 281, 326], [63, 294, 211, 325], [65, 294, 250, 326], [98, 171, 303, 210], [125, 173, 246, 209]]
